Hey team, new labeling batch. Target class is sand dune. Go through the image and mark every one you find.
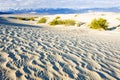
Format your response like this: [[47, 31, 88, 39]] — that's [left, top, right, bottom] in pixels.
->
[[0, 12, 120, 80]]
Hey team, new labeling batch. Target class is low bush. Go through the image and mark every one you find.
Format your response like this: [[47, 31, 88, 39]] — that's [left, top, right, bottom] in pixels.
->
[[49, 19, 63, 25], [89, 18, 108, 30], [29, 17, 35, 21], [55, 16, 60, 19], [49, 19, 75, 26], [17, 17, 35, 21], [37, 17, 47, 23], [63, 19, 76, 26], [17, 17, 26, 20], [117, 18, 120, 21]]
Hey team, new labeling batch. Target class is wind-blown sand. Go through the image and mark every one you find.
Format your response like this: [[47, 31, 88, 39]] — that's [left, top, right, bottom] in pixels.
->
[[0, 12, 120, 80]]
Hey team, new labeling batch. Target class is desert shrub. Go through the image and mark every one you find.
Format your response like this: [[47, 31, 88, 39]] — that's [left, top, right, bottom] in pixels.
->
[[89, 18, 108, 30], [55, 16, 60, 19], [29, 17, 35, 21], [37, 17, 47, 23], [49, 19, 75, 26], [17, 17, 26, 20], [17, 17, 35, 21], [116, 18, 120, 21], [63, 19, 75, 26], [49, 19, 63, 25]]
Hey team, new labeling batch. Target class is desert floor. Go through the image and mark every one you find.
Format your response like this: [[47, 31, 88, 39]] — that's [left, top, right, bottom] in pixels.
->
[[0, 12, 120, 80]]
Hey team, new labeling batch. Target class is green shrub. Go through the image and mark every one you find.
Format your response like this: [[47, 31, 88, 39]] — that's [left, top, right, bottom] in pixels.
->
[[49, 19, 75, 26], [89, 18, 108, 30], [37, 17, 47, 23]]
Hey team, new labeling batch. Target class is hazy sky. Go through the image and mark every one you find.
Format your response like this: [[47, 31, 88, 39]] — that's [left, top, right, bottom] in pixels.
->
[[0, 0, 120, 11]]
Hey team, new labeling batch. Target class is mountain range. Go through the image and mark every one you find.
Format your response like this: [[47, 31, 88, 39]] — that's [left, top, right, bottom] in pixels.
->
[[0, 7, 120, 14]]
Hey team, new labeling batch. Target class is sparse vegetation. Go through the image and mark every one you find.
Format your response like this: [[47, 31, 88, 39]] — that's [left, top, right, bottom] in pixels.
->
[[37, 17, 47, 23], [63, 19, 76, 26], [29, 17, 35, 21], [17, 17, 35, 21], [89, 18, 108, 30], [49, 19, 63, 25], [49, 19, 75, 26], [55, 16, 60, 19], [116, 18, 120, 21]]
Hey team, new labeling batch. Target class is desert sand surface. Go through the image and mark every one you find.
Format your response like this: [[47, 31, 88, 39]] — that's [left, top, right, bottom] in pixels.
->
[[0, 12, 120, 80]]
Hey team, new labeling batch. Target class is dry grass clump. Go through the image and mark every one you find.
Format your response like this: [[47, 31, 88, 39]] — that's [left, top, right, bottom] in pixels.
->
[[49, 18, 75, 26], [55, 16, 60, 19], [89, 18, 108, 30], [49, 19, 63, 25], [63, 19, 76, 26], [37, 17, 47, 23]]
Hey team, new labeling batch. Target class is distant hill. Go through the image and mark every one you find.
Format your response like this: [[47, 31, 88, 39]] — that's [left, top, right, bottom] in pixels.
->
[[1, 7, 120, 14], [0, 12, 13, 14]]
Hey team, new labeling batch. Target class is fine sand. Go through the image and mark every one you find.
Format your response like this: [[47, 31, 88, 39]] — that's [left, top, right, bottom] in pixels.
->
[[0, 12, 120, 80]]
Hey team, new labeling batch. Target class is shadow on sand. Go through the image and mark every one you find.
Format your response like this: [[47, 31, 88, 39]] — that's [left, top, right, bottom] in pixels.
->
[[0, 17, 42, 28], [108, 27, 116, 30]]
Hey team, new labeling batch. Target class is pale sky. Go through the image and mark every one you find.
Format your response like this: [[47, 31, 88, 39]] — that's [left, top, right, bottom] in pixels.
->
[[0, 0, 120, 11]]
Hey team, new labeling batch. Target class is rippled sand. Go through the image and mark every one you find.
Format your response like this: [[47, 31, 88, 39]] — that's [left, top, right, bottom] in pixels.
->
[[0, 13, 120, 80]]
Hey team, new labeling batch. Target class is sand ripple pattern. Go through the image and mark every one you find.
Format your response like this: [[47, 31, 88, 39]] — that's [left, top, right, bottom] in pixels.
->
[[0, 24, 120, 80]]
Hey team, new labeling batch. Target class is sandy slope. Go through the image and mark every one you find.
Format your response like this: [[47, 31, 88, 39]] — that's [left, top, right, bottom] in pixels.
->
[[0, 12, 120, 80]]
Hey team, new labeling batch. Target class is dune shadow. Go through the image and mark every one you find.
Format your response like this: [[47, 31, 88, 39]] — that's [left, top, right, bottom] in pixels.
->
[[0, 17, 42, 28]]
